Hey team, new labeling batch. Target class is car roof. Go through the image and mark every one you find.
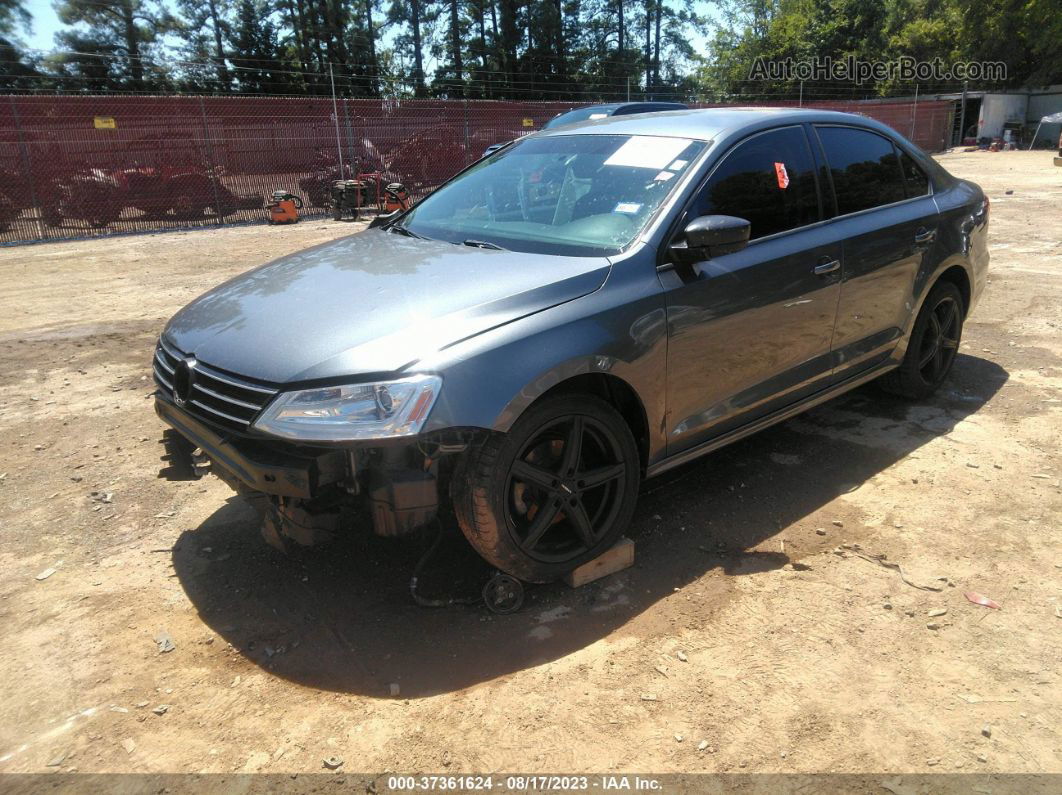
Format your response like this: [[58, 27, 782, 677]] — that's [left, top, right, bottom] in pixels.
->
[[536, 107, 897, 143]]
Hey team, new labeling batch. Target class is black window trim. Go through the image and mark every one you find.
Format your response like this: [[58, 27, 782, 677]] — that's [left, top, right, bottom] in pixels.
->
[[811, 123, 935, 223], [659, 123, 826, 263]]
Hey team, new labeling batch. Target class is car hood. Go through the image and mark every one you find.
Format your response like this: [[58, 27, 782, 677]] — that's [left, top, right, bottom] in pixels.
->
[[163, 229, 611, 383]]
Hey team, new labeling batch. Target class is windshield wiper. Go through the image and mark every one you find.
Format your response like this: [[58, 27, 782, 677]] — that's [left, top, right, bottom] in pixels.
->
[[388, 222, 427, 239], [462, 239, 506, 250]]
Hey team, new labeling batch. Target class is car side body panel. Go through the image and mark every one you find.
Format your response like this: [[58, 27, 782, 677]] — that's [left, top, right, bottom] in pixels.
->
[[657, 224, 843, 454], [456, 112, 988, 474], [417, 245, 672, 466], [828, 194, 941, 380]]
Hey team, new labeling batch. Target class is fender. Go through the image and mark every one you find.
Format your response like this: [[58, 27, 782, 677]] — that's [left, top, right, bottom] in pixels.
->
[[418, 258, 671, 466]]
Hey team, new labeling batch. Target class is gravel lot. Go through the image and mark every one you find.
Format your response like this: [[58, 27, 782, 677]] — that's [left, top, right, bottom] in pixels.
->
[[0, 152, 1059, 777]]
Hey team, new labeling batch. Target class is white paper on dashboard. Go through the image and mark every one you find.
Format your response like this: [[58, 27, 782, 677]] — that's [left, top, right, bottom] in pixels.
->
[[604, 137, 691, 170]]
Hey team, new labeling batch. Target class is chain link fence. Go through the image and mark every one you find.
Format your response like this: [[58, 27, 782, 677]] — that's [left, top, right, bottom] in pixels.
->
[[0, 95, 954, 244]]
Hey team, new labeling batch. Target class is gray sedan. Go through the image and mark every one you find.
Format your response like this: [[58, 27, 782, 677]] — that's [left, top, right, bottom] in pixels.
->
[[154, 108, 989, 591]]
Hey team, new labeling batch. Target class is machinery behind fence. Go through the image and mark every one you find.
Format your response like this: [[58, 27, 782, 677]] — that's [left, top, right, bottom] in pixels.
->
[[0, 95, 954, 244]]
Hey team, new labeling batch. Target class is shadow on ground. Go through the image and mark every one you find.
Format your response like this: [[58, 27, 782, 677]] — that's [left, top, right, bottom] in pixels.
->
[[172, 355, 1007, 698]]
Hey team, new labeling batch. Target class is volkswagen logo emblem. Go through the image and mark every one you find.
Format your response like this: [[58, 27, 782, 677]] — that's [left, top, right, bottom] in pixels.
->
[[172, 357, 196, 407]]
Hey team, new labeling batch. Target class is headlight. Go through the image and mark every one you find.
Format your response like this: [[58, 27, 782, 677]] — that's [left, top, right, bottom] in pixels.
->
[[253, 374, 441, 441]]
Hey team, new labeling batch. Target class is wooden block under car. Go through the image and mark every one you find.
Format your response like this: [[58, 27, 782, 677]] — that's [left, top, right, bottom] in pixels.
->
[[565, 537, 634, 588]]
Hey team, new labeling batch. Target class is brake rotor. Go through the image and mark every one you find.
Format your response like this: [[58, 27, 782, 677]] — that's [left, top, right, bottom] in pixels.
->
[[482, 573, 525, 614]]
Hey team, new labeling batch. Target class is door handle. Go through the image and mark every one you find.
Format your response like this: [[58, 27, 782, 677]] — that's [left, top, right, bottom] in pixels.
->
[[813, 259, 840, 276], [914, 227, 937, 245]]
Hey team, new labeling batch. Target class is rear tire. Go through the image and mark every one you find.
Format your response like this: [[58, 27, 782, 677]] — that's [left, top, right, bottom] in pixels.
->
[[879, 280, 965, 399], [451, 395, 640, 583]]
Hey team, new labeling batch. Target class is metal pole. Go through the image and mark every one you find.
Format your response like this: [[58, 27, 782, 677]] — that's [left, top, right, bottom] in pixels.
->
[[463, 97, 471, 167], [198, 96, 224, 226], [1028, 121, 1041, 151], [958, 80, 968, 146], [330, 63, 345, 175], [9, 95, 45, 240], [627, 77, 630, 102], [799, 80, 803, 107], [909, 83, 919, 140]]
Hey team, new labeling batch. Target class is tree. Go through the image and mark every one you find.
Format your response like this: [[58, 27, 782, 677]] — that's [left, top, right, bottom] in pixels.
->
[[53, 0, 178, 89], [952, 0, 1061, 86], [227, 0, 287, 93], [175, 0, 232, 90], [0, 0, 41, 91], [0, 0, 29, 34], [388, 0, 429, 94]]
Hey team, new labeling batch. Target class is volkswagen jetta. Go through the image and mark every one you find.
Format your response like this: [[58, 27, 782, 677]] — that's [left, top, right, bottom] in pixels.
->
[[154, 108, 989, 584]]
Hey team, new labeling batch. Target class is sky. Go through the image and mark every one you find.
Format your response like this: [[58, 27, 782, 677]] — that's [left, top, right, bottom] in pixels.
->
[[23, 0, 61, 52]]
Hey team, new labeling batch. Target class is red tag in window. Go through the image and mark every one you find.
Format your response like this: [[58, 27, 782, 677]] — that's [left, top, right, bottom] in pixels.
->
[[774, 161, 790, 189]]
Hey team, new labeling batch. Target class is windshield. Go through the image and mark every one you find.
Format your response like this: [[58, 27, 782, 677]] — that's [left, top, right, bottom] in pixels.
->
[[399, 134, 705, 256]]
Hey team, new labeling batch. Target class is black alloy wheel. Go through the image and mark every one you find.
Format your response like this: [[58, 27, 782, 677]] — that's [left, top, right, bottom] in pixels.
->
[[916, 293, 961, 384], [452, 395, 640, 583], [505, 414, 627, 563], [880, 280, 966, 399]]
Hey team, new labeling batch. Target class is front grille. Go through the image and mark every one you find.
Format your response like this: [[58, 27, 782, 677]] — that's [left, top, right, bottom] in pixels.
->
[[153, 338, 279, 431]]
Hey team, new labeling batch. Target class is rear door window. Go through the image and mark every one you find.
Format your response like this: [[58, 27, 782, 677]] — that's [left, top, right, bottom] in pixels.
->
[[816, 126, 907, 215], [691, 125, 820, 240]]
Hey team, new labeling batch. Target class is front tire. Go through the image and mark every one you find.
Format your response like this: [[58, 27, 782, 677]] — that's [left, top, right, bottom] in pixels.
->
[[880, 280, 965, 399], [452, 395, 640, 583]]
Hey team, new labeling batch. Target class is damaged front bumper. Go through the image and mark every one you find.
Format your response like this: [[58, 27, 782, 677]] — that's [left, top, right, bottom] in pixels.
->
[[155, 395, 469, 545], [156, 396, 345, 499]]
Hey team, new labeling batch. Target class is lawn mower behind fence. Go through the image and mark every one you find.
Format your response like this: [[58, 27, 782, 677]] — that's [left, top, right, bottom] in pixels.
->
[[330, 177, 410, 221]]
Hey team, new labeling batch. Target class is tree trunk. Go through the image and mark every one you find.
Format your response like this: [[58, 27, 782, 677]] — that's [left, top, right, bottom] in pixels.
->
[[652, 0, 661, 89], [643, 0, 651, 96], [525, 0, 534, 96], [122, 0, 143, 88], [499, 0, 518, 92], [283, 0, 311, 77], [206, 0, 230, 90], [330, 0, 349, 74], [306, 0, 327, 80], [450, 0, 463, 92], [553, 0, 564, 60], [477, 0, 487, 71], [617, 0, 624, 53], [364, 0, 378, 95], [411, 0, 426, 95]]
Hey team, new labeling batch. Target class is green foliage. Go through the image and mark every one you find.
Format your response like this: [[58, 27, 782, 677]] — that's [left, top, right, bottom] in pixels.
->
[[51, 0, 178, 88], [11, 0, 1060, 95], [709, 0, 1059, 97]]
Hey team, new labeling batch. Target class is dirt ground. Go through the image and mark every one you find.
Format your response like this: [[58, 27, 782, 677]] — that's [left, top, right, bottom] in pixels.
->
[[0, 151, 1059, 779]]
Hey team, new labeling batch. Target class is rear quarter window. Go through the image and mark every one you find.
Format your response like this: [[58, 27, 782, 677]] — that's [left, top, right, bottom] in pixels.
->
[[898, 149, 930, 197], [817, 126, 907, 215]]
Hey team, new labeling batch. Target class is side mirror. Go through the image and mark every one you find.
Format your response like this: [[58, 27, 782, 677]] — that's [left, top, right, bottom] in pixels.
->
[[669, 214, 751, 264]]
